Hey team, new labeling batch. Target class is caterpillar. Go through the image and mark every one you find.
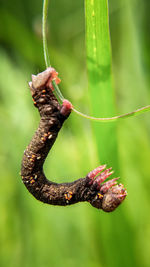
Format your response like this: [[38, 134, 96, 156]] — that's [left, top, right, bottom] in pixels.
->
[[20, 68, 127, 212]]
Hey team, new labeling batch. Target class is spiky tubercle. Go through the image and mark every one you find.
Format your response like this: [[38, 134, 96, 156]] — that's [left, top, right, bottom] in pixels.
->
[[21, 68, 127, 211]]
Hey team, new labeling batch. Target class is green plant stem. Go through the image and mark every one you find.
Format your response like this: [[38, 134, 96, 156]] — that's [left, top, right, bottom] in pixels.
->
[[43, 0, 150, 123], [52, 80, 64, 101], [51, 80, 150, 122], [42, 0, 50, 68], [72, 105, 150, 121]]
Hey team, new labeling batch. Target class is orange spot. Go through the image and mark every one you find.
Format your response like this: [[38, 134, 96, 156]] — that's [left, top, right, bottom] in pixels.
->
[[42, 89, 46, 93], [97, 193, 103, 199], [30, 179, 35, 184], [64, 191, 73, 200]]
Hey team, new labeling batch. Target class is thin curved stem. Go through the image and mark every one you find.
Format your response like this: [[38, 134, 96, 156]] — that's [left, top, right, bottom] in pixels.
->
[[42, 0, 50, 67], [43, 0, 150, 122], [51, 80, 150, 122], [72, 105, 150, 122], [52, 80, 65, 101]]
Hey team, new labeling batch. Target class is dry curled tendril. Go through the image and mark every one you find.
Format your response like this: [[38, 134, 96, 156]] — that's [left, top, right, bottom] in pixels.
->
[[21, 68, 127, 212]]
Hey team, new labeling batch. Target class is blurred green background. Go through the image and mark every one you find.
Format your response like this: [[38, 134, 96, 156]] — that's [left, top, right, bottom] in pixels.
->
[[0, 0, 150, 267]]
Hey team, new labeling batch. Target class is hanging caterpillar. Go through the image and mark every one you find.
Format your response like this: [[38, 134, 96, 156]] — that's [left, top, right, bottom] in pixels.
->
[[20, 68, 127, 212]]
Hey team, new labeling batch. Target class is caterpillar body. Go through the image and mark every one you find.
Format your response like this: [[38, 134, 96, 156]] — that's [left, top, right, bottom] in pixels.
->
[[21, 68, 127, 212]]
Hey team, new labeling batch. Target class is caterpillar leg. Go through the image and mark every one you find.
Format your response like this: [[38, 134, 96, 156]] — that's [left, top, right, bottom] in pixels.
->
[[86, 165, 127, 212]]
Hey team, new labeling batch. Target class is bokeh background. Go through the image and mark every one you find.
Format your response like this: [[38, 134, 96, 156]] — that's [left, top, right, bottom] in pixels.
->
[[0, 0, 150, 267]]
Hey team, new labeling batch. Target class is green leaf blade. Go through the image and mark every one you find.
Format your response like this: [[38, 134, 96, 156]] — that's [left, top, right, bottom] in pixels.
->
[[85, 0, 118, 167]]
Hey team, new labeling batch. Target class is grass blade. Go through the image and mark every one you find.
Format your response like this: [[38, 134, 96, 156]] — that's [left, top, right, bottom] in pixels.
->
[[85, 0, 118, 167]]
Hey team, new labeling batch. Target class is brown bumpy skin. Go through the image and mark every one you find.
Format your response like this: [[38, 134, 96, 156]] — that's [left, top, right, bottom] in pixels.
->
[[21, 68, 127, 211]]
